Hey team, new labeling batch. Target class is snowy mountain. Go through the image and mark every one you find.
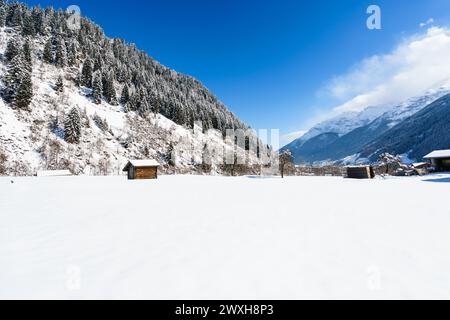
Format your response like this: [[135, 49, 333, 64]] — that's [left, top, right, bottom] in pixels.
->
[[0, 2, 267, 176], [359, 93, 450, 162], [281, 105, 392, 163], [282, 87, 450, 164]]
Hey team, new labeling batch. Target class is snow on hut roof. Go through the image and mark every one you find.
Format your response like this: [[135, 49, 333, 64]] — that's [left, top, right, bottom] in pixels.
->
[[424, 150, 450, 159], [123, 160, 160, 171], [36, 170, 72, 177]]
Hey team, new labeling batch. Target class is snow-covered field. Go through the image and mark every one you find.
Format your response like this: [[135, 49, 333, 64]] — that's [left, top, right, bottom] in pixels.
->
[[1, 174, 450, 300]]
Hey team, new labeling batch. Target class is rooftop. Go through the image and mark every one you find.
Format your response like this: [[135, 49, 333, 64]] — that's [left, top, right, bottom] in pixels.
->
[[123, 160, 160, 171], [424, 150, 450, 159]]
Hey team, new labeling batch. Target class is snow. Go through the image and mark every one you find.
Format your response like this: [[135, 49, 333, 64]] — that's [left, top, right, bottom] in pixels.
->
[[125, 160, 160, 168], [424, 149, 450, 159], [1, 174, 450, 300], [36, 170, 72, 177]]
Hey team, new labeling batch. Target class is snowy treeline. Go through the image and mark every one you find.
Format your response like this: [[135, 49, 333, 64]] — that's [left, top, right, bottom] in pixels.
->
[[0, 1, 246, 133]]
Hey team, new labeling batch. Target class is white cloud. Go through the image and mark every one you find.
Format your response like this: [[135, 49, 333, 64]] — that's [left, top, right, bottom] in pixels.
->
[[323, 26, 450, 114], [420, 18, 434, 28], [281, 130, 307, 147]]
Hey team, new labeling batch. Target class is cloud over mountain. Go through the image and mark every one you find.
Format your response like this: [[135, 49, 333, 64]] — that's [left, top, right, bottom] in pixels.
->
[[324, 26, 450, 114]]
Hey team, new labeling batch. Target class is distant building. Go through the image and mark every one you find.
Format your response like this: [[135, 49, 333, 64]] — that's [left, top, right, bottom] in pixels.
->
[[424, 150, 450, 172], [122, 160, 160, 180], [412, 162, 431, 175], [36, 170, 72, 177], [345, 166, 375, 179]]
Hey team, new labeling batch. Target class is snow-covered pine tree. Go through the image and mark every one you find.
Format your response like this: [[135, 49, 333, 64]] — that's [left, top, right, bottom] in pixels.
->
[[92, 71, 103, 104], [54, 36, 67, 67], [93, 53, 103, 72], [3, 54, 25, 103], [67, 40, 78, 66], [81, 58, 93, 87], [23, 40, 32, 68], [172, 102, 187, 126], [136, 86, 150, 116], [103, 70, 118, 105], [120, 84, 130, 105], [7, 2, 23, 28], [43, 38, 53, 64], [64, 107, 82, 144], [0, 6, 5, 27], [124, 89, 139, 112], [55, 75, 64, 93], [5, 37, 20, 62], [31, 6, 45, 35], [14, 71, 33, 110], [22, 11, 35, 36]]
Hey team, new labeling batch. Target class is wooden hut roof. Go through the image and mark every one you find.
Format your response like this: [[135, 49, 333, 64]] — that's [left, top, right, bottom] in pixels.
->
[[122, 160, 160, 171]]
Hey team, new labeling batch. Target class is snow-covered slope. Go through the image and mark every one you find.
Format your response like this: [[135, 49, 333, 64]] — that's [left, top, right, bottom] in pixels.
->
[[297, 105, 391, 144]]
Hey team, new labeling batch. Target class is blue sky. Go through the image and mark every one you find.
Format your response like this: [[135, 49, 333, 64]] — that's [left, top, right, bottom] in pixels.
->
[[22, 0, 450, 144]]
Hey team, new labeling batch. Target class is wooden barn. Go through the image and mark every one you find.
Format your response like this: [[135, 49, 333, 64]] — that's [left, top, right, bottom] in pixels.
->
[[345, 166, 375, 179], [424, 150, 450, 172], [122, 160, 160, 180]]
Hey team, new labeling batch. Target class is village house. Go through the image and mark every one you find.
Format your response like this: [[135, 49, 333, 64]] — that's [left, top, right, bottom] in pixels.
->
[[122, 160, 160, 180], [424, 150, 450, 172]]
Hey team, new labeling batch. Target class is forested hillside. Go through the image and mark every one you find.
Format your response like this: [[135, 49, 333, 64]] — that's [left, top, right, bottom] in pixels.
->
[[0, 1, 266, 176]]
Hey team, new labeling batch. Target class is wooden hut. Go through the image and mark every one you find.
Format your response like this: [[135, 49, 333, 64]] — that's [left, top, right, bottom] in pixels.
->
[[122, 160, 160, 180], [345, 166, 375, 179], [424, 150, 450, 172]]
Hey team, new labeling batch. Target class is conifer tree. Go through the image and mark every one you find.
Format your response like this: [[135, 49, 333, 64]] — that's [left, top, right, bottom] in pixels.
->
[[136, 87, 150, 116], [120, 85, 130, 105], [43, 38, 53, 64], [54, 37, 67, 67], [92, 71, 103, 104], [103, 71, 118, 105], [31, 6, 45, 35], [3, 54, 24, 103], [55, 75, 64, 93], [64, 107, 81, 144], [5, 37, 20, 62], [8, 3, 23, 27], [0, 7, 6, 27], [14, 71, 33, 110], [23, 40, 32, 68], [22, 12, 35, 36], [93, 54, 103, 72], [67, 41, 78, 66], [81, 58, 93, 87]]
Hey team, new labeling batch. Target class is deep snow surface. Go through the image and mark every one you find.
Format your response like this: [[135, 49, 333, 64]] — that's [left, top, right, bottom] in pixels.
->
[[1, 174, 450, 299]]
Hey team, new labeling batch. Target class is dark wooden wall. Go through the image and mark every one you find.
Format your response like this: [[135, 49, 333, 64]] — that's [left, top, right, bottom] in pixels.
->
[[346, 166, 375, 179]]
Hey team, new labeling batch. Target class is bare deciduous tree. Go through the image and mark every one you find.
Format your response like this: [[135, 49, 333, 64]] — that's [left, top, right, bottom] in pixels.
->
[[279, 150, 294, 179]]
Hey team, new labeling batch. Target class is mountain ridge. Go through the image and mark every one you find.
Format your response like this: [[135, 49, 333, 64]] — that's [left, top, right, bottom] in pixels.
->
[[282, 87, 450, 164]]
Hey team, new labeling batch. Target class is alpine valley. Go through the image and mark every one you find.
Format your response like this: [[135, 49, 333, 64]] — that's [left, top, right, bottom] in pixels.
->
[[281, 86, 450, 164]]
